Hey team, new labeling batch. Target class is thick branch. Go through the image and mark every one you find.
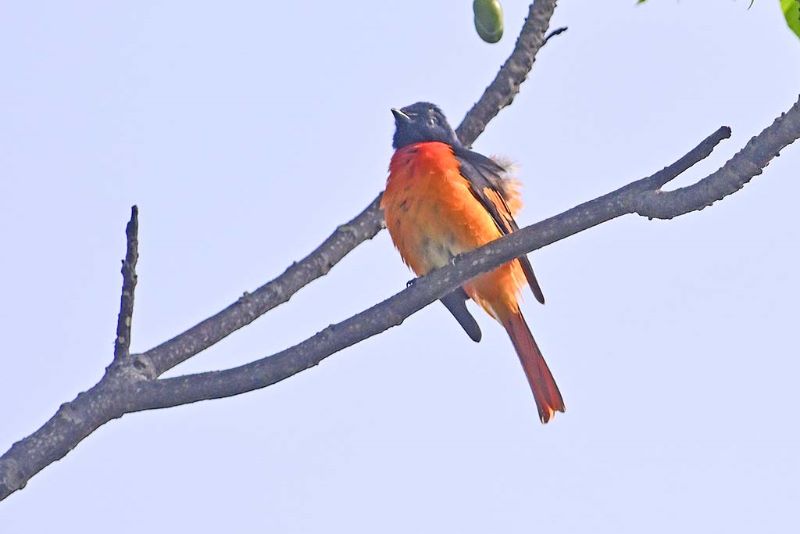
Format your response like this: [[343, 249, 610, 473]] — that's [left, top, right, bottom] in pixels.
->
[[136, 194, 384, 377], [113, 206, 139, 362], [0, 380, 127, 501]]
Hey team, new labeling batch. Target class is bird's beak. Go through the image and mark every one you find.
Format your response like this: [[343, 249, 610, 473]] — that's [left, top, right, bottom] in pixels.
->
[[391, 108, 410, 122]]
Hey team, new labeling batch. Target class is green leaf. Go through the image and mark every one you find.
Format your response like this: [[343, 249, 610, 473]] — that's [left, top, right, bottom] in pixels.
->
[[782, 0, 800, 39], [473, 0, 504, 43]]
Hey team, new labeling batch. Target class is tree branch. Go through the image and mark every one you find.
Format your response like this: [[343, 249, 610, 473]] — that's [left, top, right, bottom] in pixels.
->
[[633, 105, 800, 219], [456, 0, 559, 146], [137, 194, 385, 377], [542, 26, 568, 47], [0, 209, 147, 500], [113, 206, 139, 363]]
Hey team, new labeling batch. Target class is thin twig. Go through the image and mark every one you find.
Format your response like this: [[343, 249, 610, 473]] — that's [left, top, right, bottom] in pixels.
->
[[113, 206, 139, 362], [639, 127, 732, 190], [542, 26, 568, 47]]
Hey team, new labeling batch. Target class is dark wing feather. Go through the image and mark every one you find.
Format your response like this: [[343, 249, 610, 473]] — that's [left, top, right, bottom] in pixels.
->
[[440, 288, 482, 342], [453, 146, 545, 304]]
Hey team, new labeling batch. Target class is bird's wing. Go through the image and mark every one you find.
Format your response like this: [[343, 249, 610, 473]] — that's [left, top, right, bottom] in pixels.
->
[[454, 146, 545, 304], [440, 288, 482, 342]]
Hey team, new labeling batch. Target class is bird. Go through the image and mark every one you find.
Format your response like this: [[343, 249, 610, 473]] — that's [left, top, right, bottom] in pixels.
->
[[381, 101, 565, 423]]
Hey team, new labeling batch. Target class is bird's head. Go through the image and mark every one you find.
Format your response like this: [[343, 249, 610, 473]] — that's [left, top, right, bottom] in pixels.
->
[[391, 102, 460, 149]]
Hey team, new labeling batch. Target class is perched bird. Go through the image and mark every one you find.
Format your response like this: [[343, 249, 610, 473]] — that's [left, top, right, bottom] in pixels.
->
[[381, 102, 565, 423]]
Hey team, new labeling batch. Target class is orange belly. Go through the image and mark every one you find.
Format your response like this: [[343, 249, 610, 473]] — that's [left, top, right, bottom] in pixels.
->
[[382, 141, 526, 321]]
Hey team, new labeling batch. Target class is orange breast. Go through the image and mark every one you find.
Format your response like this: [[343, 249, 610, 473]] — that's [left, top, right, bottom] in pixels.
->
[[382, 141, 526, 321]]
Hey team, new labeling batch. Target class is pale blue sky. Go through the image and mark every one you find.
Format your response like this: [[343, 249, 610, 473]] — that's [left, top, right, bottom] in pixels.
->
[[1, 1, 799, 532]]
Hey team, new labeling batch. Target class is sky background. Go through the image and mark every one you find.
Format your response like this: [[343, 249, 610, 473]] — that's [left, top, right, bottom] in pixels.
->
[[2, 1, 799, 532]]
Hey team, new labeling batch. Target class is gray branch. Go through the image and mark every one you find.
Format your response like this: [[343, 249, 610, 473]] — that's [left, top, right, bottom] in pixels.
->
[[138, 195, 385, 378], [456, 1, 561, 146], [113, 206, 139, 363]]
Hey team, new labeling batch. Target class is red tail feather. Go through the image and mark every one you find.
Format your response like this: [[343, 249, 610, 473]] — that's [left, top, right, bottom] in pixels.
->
[[504, 313, 565, 423]]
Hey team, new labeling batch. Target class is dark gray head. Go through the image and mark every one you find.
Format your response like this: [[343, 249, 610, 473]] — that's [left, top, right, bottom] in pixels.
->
[[391, 102, 461, 149]]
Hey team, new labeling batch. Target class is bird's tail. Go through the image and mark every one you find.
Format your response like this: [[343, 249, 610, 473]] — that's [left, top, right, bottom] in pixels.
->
[[503, 312, 565, 423]]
